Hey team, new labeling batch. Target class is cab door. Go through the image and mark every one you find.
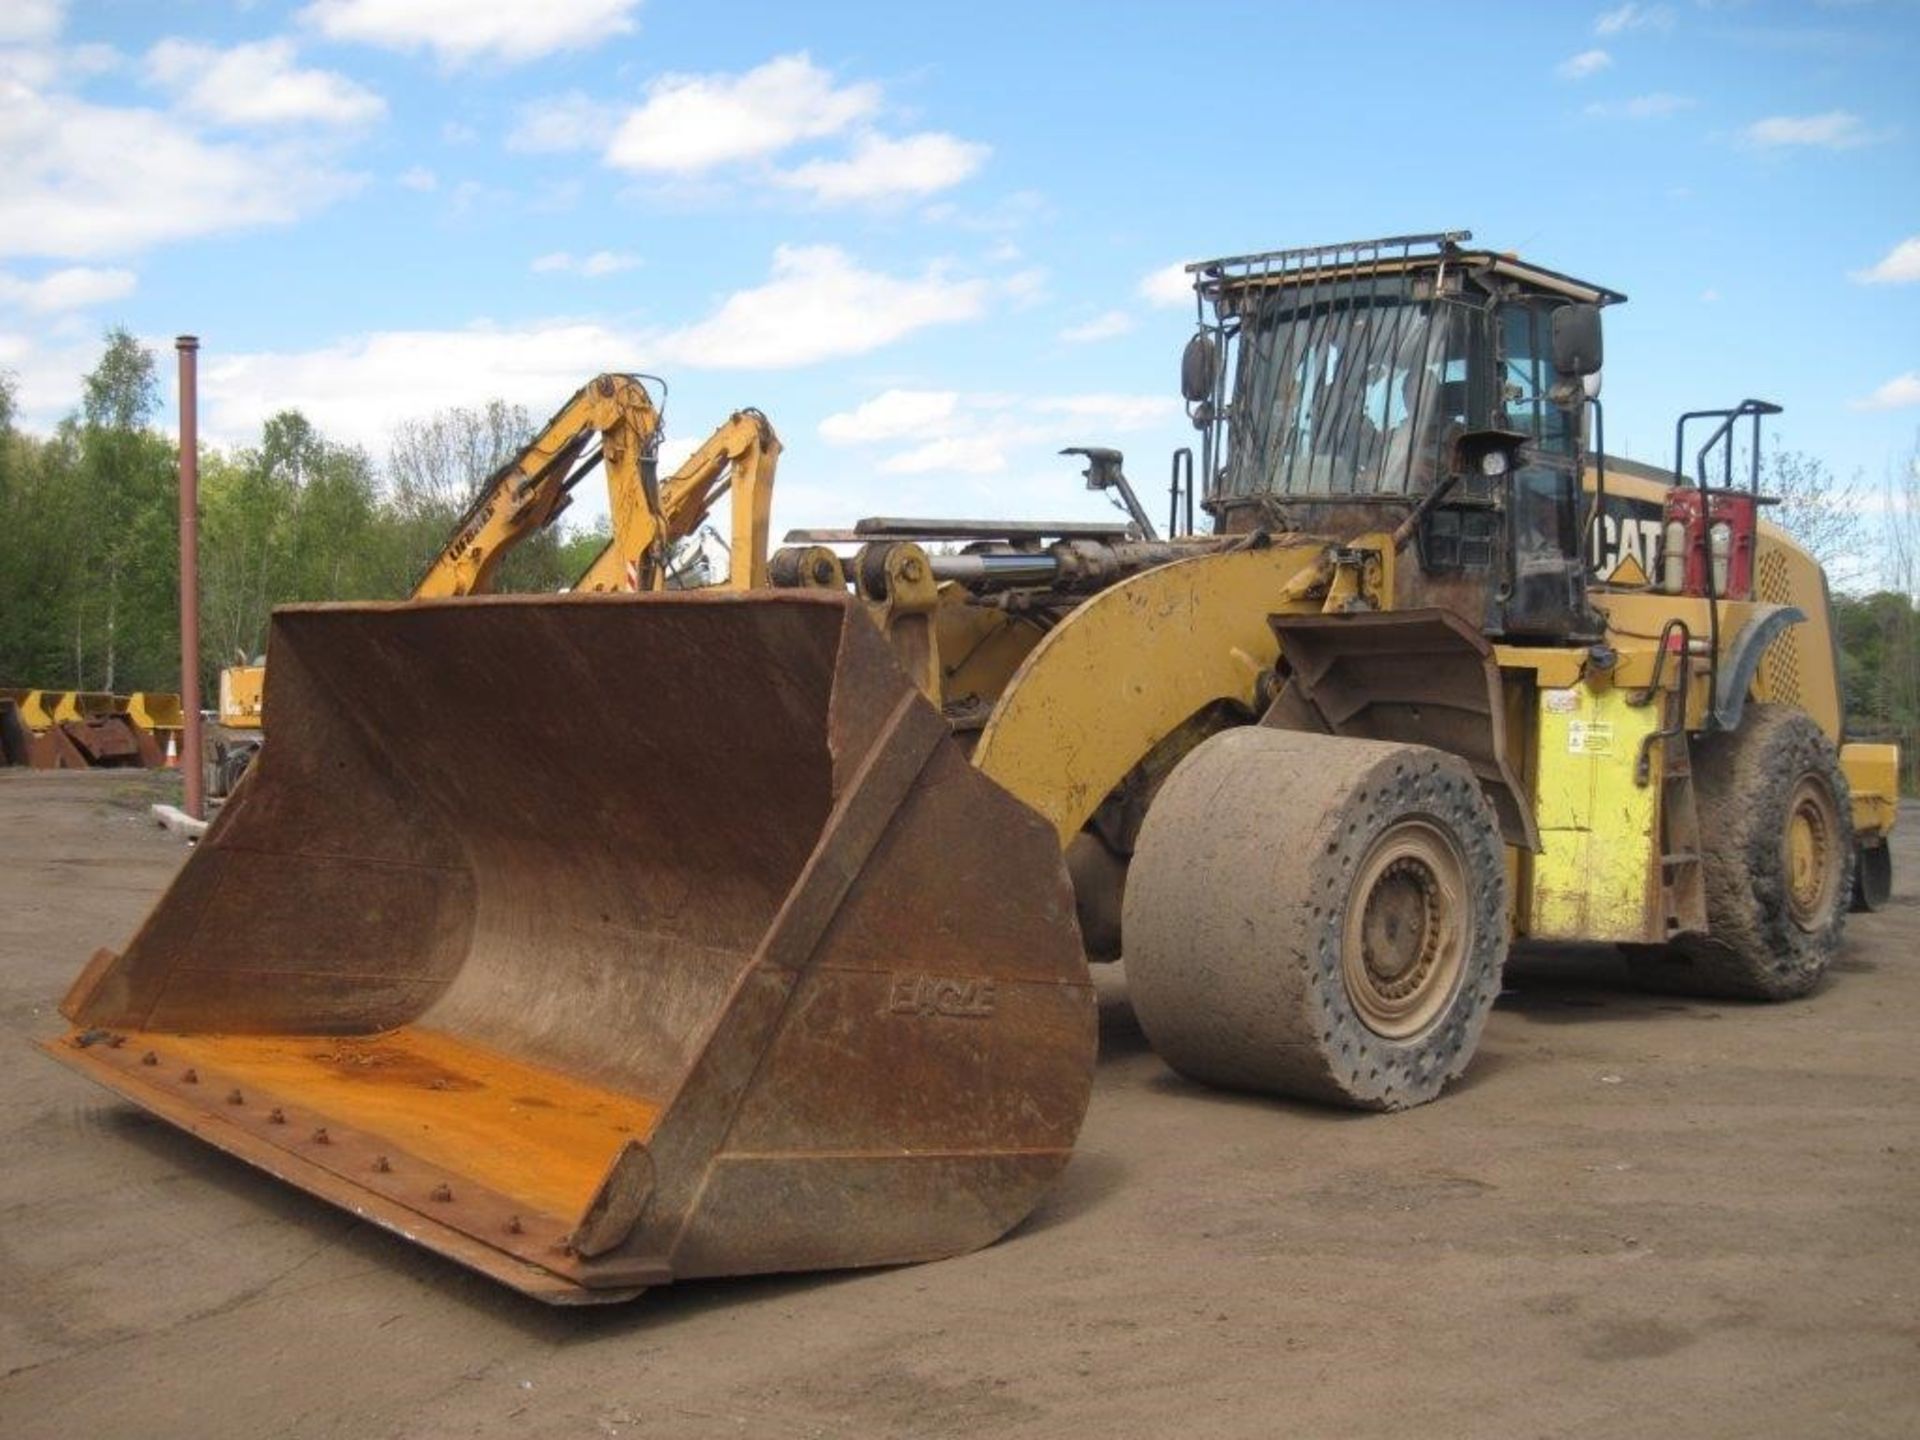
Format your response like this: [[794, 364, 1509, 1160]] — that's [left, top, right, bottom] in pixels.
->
[[1494, 301, 1594, 640]]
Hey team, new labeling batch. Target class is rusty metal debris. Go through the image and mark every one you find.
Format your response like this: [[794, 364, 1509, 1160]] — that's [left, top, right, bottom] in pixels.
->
[[0, 690, 184, 770]]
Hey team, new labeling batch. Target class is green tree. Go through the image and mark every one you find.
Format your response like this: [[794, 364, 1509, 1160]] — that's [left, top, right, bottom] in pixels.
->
[[384, 399, 582, 593], [0, 331, 182, 693], [1763, 450, 1869, 592], [1, 359, 651, 705], [556, 519, 614, 586], [68, 330, 179, 691], [199, 410, 386, 694]]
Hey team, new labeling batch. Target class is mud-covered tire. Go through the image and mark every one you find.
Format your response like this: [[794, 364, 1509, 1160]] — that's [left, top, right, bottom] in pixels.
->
[[1122, 727, 1507, 1111], [1626, 705, 1853, 1001], [211, 743, 258, 799], [1851, 841, 1892, 913]]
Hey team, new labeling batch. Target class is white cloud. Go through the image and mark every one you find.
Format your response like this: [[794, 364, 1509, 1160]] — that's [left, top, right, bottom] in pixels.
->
[[301, 0, 642, 66], [818, 389, 959, 443], [1031, 395, 1177, 426], [1741, 111, 1880, 149], [1852, 236, 1920, 285], [197, 321, 636, 450], [529, 249, 642, 277], [512, 57, 987, 204], [1853, 373, 1920, 412], [775, 131, 988, 203], [506, 90, 610, 153], [1586, 92, 1694, 119], [881, 434, 1010, 475], [0, 82, 360, 260], [606, 53, 878, 174], [1594, 3, 1674, 35], [1556, 49, 1613, 79], [1139, 261, 1196, 308], [0, 265, 136, 312], [173, 245, 987, 447], [1058, 310, 1135, 344], [0, 329, 108, 429], [921, 189, 1049, 234], [651, 244, 985, 369], [145, 38, 385, 127], [1001, 266, 1049, 310], [0, 1, 63, 44], [820, 387, 1179, 477], [397, 165, 437, 191], [66, 42, 119, 77]]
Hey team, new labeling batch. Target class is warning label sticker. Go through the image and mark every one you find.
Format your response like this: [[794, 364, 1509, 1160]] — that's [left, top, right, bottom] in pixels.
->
[[1567, 720, 1613, 755], [1543, 688, 1581, 715]]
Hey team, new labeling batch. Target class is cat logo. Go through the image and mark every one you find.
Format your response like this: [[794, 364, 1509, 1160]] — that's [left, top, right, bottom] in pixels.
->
[[1589, 495, 1666, 583]]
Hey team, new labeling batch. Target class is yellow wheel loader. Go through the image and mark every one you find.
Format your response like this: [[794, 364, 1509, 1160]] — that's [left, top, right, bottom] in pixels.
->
[[48, 232, 1898, 1303]]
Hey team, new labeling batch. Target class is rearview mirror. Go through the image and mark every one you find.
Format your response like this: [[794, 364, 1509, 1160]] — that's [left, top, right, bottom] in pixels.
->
[[1180, 333, 1218, 403], [1551, 304, 1603, 377]]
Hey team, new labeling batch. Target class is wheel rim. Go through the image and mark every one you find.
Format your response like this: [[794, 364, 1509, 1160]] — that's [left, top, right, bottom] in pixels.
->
[[1341, 818, 1471, 1039], [1784, 774, 1841, 931]]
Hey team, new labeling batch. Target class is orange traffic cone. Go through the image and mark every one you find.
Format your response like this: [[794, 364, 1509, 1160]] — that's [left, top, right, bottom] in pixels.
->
[[163, 733, 179, 769]]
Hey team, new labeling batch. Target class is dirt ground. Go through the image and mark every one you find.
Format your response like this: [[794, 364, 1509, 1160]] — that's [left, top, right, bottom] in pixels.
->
[[1, 771, 1915, 1440]]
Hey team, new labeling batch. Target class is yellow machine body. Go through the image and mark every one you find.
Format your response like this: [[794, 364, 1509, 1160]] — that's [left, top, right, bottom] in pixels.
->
[[45, 238, 1900, 1307], [1524, 678, 1666, 942], [217, 664, 265, 729]]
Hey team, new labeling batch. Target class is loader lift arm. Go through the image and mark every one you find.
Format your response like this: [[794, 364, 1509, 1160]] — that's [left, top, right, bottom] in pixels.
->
[[413, 373, 664, 599], [213, 379, 778, 781], [414, 374, 780, 598], [573, 407, 781, 592]]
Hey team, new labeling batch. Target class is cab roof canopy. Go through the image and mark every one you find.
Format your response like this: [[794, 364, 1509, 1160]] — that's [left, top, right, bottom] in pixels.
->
[[1186, 230, 1628, 309]]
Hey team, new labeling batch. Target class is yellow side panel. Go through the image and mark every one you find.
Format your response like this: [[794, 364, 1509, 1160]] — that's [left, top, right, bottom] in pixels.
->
[[218, 664, 266, 729], [1527, 683, 1662, 943], [973, 542, 1325, 845], [50, 690, 117, 722], [124, 692, 183, 732], [1842, 741, 1899, 841], [936, 596, 1045, 712], [1752, 534, 1843, 739]]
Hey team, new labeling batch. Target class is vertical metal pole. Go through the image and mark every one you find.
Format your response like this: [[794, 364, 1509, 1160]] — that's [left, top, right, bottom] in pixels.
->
[[175, 336, 204, 822]]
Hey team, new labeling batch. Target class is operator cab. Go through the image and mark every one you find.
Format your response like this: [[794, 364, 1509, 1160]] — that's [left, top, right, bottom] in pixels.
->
[[1181, 230, 1623, 643]]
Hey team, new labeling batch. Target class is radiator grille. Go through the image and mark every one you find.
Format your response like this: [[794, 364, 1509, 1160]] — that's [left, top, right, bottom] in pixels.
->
[[1754, 546, 1802, 706]]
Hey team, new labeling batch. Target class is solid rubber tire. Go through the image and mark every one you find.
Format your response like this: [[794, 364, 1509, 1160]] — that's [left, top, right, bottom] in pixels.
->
[[1851, 841, 1892, 913], [1122, 727, 1508, 1111]]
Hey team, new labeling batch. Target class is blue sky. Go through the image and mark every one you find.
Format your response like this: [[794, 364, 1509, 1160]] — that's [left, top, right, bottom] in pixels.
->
[[1, 0, 1916, 545]]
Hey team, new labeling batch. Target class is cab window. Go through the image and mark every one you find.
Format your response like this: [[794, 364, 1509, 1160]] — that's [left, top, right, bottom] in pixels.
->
[[1498, 304, 1575, 456]]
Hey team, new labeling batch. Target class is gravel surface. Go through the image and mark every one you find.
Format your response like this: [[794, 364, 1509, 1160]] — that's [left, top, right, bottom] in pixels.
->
[[2, 772, 1915, 1440]]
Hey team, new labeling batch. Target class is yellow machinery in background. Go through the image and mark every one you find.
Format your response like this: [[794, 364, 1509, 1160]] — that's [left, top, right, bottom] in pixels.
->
[[209, 376, 779, 791], [51, 232, 1898, 1305], [1, 687, 183, 769]]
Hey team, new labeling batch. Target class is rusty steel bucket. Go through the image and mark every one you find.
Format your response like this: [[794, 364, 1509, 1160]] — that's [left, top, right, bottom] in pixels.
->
[[46, 592, 1096, 1304]]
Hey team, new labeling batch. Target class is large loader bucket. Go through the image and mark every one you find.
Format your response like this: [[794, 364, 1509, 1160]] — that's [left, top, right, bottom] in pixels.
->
[[47, 592, 1095, 1304]]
